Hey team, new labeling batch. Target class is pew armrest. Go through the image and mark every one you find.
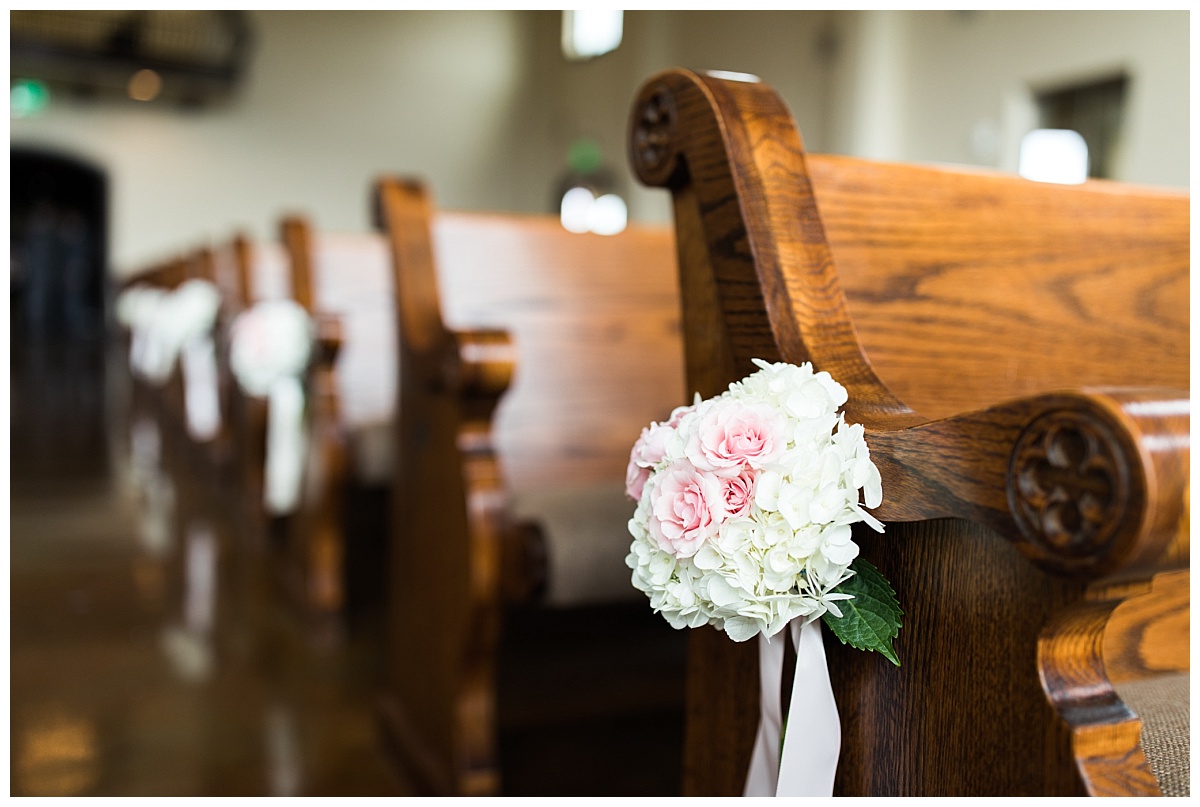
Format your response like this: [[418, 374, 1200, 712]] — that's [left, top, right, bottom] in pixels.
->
[[1039, 569, 1190, 796], [867, 387, 1189, 581]]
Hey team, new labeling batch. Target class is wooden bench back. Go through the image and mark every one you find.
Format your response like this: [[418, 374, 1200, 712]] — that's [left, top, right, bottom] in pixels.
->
[[430, 211, 684, 493], [280, 218, 395, 436], [808, 156, 1189, 420], [374, 176, 684, 795], [628, 67, 1189, 797], [243, 240, 292, 304], [121, 255, 190, 292]]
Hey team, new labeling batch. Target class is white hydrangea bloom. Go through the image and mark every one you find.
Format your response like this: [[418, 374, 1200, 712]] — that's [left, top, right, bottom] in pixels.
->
[[626, 360, 884, 642]]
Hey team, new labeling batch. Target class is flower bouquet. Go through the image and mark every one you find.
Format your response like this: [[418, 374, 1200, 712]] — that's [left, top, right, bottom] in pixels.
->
[[625, 359, 901, 663]]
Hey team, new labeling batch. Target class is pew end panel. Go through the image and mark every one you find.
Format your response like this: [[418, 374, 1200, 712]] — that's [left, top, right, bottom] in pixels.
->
[[374, 177, 688, 795], [628, 67, 1189, 797], [222, 236, 293, 549], [276, 216, 395, 636]]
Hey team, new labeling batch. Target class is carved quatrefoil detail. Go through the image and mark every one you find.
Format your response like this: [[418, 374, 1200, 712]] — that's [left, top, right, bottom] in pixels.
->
[[1009, 410, 1130, 560], [633, 86, 677, 175]]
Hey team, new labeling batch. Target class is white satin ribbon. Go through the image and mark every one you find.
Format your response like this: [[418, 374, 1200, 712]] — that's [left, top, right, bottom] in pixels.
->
[[229, 300, 314, 515], [182, 333, 221, 441], [136, 280, 223, 394], [264, 377, 308, 515], [116, 285, 169, 380], [744, 618, 841, 797]]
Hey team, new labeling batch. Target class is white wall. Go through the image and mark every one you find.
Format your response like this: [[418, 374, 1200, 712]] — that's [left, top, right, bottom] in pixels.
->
[[512, 11, 842, 226], [12, 11, 530, 276], [855, 10, 1189, 185], [11, 10, 1189, 279]]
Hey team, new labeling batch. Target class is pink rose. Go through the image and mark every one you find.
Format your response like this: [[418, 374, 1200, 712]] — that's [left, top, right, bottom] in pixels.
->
[[625, 421, 675, 501], [686, 401, 786, 477], [626, 463, 651, 502], [648, 463, 726, 557], [665, 402, 694, 428], [721, 467, 758, 519]]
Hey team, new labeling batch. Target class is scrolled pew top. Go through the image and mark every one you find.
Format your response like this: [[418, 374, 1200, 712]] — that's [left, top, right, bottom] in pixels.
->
[[629, 67, 1188, 582]]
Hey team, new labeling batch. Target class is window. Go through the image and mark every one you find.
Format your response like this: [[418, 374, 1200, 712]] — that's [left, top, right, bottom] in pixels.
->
[[561, 10, 623, 61], [1035, 74, 1128, 180]]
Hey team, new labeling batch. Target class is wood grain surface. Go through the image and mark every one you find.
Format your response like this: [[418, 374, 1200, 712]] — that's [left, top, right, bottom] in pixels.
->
[[628, 67, 1189, 797], [373, 177, 685, 795]]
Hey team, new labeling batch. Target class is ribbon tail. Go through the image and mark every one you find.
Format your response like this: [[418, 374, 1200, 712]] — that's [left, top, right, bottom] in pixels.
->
[[141, 329, 168, 384], [130, 329, 145, 376], [182, 334, 222, 441], [744, 629, 787, 796], [775, 619, 841, 796], [743, 619, 841, 797], [265, 376, 307, 514]]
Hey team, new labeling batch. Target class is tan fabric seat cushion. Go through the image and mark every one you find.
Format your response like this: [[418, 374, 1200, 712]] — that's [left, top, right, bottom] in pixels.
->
[[1114, 672, 1190, 796], [510, 484, 640, 608]]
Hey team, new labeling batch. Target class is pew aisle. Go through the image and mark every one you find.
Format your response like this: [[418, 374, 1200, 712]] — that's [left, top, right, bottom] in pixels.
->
[[10, 333, 404, 797], [11, 326, 686, 797]]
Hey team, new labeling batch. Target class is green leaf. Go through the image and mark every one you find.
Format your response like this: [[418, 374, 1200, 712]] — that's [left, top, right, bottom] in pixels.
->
[[822, 558, 903, 666]]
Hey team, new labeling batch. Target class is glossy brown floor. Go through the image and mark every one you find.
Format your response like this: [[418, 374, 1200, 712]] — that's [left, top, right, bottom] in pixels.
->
[[11, 333, 686, 797], [10, 335, 408, 797]]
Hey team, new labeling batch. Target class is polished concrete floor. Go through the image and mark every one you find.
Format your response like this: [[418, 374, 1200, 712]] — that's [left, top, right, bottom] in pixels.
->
[[11, 332, 686, 797], [10, 334, 406, 797]]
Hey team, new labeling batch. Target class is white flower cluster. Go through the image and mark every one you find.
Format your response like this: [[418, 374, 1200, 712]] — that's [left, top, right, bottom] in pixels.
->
[[116, 280, 222, 384], [229, 299, 315, 398], [625, 359, 884, 642]]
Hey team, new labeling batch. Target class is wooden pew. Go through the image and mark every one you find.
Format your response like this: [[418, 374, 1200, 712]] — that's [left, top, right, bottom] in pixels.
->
[[627, 67, 1189, 796], [272, 216, 394, 635], [114, 256, 192, 548], [115, 250, 236, 664], [116, 252, 210, 472], [210, 232, 294, 544], [373, 177, 689, 795]]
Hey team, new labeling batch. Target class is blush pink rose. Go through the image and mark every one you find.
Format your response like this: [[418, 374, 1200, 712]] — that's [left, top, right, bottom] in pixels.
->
[[625, 421, 675, 501], [721, 467, 758, 519], [648, 464, 726, 558], [685, 401, 786, 477], [626, 463, 651, 503], [665, 402, 694, 428]]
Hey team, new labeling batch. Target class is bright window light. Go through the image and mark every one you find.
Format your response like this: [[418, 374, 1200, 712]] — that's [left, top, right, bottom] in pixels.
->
[[704, 70, 762, 84], [562, 10, 623, 60], [1018, 129, 1089, 185], [559, 187, 628, 236], [589, 194, 628, 236], [560, 186, 595, 234]]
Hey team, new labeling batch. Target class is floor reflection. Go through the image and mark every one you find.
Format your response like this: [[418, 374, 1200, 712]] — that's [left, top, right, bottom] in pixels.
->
[[265, 702, 303, 797], [10, 333, 404, 796], [14, 705, 101, 797]]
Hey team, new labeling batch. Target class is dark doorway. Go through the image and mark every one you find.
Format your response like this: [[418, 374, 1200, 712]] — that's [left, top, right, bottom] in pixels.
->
[[11, 147, 108, 339], [1036, 74, 1129, 181], [11, 148, 111, 487]]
